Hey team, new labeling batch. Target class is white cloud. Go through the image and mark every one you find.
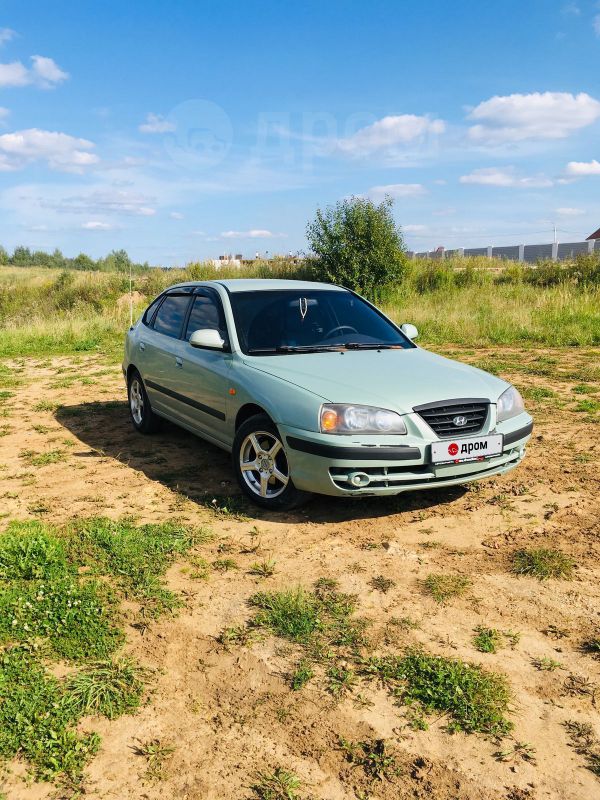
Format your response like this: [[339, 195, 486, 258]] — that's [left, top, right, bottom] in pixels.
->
[[459, 167, 553, 188], [562, 2, 580, 15], [31, 55, 68, 87], [556, 207, 585, 216], [0, 107, 9, 120], [169, 211, 184, 219], [403, 224, 427, 233], [0, 61, 29, 87], [0, 28, 16, 46], [336, 114, 445, 157], [82, 221, 114, 230], [42, 189, 156, 215], [594, 14, 600, 36], [367, 183, 427, 201], [0, 55, 68, 88], [0, 129, 98, 172], [565, 158, 600, 175], [139, 113, 176, 134], [220, 229, 283, 239], [467, 92, 600, 144]]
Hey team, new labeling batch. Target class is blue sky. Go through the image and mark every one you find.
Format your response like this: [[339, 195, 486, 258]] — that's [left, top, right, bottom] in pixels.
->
[[1, 0, 599, 264]]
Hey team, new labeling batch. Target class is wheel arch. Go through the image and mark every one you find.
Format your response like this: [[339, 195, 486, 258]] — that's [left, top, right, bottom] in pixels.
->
[[235, 403, 272, 431], [126, 363, 139, 383]]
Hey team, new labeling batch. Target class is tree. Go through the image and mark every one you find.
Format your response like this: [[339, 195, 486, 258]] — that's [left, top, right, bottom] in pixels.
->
[[101, 248, 131, 272], [11, 246, 32, 266], [72, 252, 97, 271], [306, 195, 407, 298]]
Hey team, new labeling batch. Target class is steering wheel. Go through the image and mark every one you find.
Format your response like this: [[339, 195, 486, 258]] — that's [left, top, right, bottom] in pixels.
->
[[324, 324, 358, 340]]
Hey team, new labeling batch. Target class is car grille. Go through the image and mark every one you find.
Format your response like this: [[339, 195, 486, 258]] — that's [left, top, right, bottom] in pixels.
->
[[414, 398, 489, 438]]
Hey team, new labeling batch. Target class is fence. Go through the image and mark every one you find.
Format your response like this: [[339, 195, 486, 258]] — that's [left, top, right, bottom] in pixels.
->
[[410, 238, 600, 263]]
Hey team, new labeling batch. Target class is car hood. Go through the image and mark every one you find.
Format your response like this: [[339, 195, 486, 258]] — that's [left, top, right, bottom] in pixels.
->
[[243, 348, 509, 413]]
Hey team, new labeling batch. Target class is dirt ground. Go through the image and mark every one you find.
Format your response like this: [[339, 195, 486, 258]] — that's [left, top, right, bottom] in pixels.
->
[[0, 346, 599, 800]]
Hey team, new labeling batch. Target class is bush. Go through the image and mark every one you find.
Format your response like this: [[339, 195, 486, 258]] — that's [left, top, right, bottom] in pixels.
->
[[306, 195, 407, 299]]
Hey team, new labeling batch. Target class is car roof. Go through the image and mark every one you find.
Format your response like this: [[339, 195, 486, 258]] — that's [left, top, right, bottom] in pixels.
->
[[217, 279, 347, 293], [166, 279, 347, 293]]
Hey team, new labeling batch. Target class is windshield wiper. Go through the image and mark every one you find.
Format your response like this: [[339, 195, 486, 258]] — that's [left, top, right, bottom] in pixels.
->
[[247, 344, 344, 354], [277, 344, 345, 352], [343, 341, 403, 349]]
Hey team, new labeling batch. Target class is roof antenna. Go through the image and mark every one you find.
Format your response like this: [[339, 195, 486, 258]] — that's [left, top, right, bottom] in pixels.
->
[[129, 257, 133, 328]]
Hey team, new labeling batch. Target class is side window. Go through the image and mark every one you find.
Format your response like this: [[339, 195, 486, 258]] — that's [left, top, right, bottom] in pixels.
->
[[152, 294, 191, 338], [142, 295, 163, 327], [184, 293, 228, 342]]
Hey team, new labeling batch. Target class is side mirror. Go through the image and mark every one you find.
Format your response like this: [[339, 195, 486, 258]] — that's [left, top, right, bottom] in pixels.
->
[[189, 329, 225, 350], [401, 323, 419, 340]]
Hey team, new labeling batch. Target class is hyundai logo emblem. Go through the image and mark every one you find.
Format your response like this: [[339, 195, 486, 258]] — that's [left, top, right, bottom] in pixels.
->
[[453, 415, 468, 427]]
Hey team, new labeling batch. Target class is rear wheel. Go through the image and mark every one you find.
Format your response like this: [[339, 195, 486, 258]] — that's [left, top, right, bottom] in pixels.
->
[[233, 414, 311, 510], [127, 370, 161, 434]]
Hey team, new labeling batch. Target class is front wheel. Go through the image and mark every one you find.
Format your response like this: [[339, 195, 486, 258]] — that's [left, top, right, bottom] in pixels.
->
[[232, 414, 311, 510]]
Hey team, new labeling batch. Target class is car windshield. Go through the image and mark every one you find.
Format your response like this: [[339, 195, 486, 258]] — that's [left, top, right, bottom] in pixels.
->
[[228, 289, 415, 354]]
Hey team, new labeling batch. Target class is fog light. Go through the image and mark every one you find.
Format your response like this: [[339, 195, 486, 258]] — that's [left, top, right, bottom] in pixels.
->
[[349, 472, 370, 487]]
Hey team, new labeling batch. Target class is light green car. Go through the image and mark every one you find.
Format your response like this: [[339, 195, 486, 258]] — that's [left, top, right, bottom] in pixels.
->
[[123, 279, 532, 510]]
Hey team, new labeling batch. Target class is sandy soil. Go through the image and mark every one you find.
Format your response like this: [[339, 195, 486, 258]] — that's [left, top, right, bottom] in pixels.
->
[[0, 346, 599, 800]]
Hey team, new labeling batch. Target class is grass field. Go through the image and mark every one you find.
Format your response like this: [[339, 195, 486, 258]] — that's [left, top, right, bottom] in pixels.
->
[[1, 256, 599, 360]]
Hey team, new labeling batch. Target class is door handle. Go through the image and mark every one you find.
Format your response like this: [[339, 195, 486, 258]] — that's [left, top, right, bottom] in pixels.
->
[[139, 342, 146, 352], [175, 357, 183, 368]]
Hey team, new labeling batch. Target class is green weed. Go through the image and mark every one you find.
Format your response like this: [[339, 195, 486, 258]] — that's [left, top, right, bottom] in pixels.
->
[[212, 557, 238, 571], [0, 516, 203, 787], [250, 582, 366, 650], [575, 398, 600, 413], [20, 448, 66, 466], [290, 659, 314, 691], [423, 573, 471, 603], [250, 559, 276, 578], [251, 766, 302, 799], [361, 650, 513, 735], [473, 627, 503, 654], [340, 738, 401, 781], [531, 656, 563, 671], [0, 646, 100, 782], [66, 517, 208, 616], [582, 636, 600, 656], [327, 664, 357, 697], [512, 548, 575, 580], [64, 658, 145, 719], [368, 575, 395, 593], [134, 739, 175, 782]]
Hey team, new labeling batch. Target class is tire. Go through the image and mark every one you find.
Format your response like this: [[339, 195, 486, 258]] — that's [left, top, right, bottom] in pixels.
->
[[232, 413, 311, 511], [127, 369, 162, 434]]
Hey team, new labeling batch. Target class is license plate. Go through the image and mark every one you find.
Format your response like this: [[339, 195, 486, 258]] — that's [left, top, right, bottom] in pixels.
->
[[431, 434, 503, 465]]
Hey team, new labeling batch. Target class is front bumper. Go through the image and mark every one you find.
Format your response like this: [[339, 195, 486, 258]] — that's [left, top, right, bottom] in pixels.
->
[[281, 415, 533, 497]]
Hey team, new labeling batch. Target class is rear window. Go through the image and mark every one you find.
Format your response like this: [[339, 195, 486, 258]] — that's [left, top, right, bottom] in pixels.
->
[[152, 294, 191, 338], [142, 296, 163, 327]]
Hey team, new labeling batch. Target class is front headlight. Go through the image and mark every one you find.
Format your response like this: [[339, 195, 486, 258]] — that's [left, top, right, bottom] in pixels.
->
[[320, 404, 407, 434], [496, 386, 525, 422]]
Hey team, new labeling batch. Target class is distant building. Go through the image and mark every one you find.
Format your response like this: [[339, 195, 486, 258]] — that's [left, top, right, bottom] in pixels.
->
[[210, 254, 241, 268], [586, 227, 600, 240]]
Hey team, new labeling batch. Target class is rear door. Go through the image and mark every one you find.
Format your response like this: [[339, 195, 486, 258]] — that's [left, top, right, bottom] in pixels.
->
[[140, 289, 194, 421]]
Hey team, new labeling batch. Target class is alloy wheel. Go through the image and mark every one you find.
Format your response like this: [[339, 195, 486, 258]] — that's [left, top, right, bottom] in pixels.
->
[[239, 430, 290, 499]]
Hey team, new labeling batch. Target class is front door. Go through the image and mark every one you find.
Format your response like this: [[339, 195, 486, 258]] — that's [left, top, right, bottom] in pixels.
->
[[167, 289, 233, 446]]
